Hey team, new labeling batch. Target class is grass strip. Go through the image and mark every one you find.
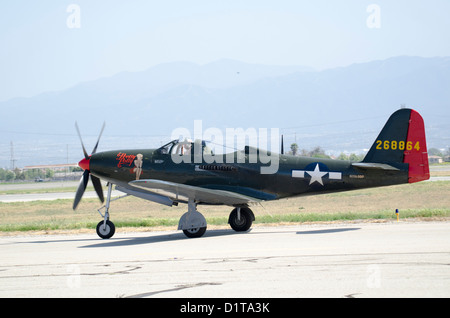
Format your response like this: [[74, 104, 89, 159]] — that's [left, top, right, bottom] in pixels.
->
[[1, 208, 448, 233], [1, 181, 449, 233]]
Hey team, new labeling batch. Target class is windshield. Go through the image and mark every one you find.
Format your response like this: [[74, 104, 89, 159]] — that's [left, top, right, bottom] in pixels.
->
[[157, 139, 213, 155]]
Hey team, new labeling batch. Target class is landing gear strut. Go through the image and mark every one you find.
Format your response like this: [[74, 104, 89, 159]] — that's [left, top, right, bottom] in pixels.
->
[[96, 183, 116, 239]]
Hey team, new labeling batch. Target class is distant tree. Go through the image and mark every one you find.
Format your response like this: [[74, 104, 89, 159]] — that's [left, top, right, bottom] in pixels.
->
[[45, 169, 54, 178], [337, 152, 364, 161], [3, 170, 15, 181], [290, 143, 298, 156], [428, 148, 443, 157], [23, 169, 42, 180], [14, 168, 25, 180], [309, 146, 330, 159], [300, 149, 309, 156], [348, 153, 363, 162]]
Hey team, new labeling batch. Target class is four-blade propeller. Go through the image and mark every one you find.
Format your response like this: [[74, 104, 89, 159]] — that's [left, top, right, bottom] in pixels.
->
[[73, 122, 106, 210]]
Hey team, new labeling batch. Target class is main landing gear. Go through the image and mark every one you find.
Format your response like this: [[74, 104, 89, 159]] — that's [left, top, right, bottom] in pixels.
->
[[178, 201, 255, 239], [178, 199, 207, 238], [228, 207, 255, 232], [95, 183, 255, 239]]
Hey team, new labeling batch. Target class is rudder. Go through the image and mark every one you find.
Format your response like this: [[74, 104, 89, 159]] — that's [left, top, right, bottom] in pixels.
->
[[403, 109, 430, 183]]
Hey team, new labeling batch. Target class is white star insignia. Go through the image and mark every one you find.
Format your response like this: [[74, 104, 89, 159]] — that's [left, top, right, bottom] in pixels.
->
[[305, 163, 327, 185], [291, 163, 342, 186]]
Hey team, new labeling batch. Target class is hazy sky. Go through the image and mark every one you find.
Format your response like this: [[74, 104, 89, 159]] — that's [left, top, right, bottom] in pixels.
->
[[1, 0, 449, 102]]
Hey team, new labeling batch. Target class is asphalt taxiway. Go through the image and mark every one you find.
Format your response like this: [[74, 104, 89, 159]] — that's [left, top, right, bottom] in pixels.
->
[[0, 221, 449, 298]]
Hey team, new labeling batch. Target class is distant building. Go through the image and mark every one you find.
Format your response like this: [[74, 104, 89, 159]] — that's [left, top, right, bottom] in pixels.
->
[[428, 155, 443, 164]]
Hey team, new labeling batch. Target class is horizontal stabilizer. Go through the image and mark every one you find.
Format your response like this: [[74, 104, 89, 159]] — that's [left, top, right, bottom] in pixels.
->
[[352, 162, 399, 171]]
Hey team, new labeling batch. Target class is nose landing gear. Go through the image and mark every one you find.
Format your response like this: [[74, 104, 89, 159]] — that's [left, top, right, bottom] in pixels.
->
[[96, 220, 115, 239], [96, 182, 117, 239]]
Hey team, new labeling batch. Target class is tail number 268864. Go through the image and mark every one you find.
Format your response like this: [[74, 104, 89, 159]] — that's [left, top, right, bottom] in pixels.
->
[[376, 140, 420, 151]]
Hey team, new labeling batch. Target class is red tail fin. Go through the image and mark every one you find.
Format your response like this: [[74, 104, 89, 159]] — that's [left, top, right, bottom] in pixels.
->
[[403, 109, 430, 183]]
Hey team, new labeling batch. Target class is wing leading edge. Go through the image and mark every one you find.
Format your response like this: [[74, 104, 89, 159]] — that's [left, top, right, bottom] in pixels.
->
[[129, 179, 261, 206]]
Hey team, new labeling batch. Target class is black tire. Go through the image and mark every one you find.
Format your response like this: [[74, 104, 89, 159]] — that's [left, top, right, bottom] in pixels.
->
[[183, 226, 207, 238], [96, 220, 115, 239], [229, 208, 253, 232]]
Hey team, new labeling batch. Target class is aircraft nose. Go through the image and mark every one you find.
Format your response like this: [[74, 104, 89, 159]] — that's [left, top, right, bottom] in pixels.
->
[[78, 157, 90, 171]]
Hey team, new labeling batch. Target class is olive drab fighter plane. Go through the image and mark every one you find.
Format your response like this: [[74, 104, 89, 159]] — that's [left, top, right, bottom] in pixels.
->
[[73, 108, 429, 239]]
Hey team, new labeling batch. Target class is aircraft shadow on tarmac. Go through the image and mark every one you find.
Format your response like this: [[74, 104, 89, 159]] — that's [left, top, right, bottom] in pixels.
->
[[79, 227, 361, 248], [80, 228, 241, 248], [296, 227, 360, 235], [14, 227, 360, 248]]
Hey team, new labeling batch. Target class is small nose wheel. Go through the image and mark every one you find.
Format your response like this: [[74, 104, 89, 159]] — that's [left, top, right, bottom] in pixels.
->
[[96, 220, 115, 239]]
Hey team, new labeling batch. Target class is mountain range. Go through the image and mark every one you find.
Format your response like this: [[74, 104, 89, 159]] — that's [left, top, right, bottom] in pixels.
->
[[1, 56, 449, 167]]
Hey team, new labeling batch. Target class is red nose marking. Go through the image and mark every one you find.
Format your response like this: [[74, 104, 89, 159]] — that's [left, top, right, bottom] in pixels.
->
[[78, 158, 90, 171]]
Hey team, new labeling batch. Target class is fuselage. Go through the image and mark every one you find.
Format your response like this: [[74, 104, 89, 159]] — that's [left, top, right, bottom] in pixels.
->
[[88, 145, 409, 204]]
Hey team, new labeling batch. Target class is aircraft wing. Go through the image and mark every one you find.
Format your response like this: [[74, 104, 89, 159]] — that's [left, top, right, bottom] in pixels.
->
[[129, 179, 261, 206]]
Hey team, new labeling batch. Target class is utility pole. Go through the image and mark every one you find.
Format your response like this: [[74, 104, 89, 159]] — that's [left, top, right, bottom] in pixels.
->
[[66, 144, 69, 179], [10, 141, 17, 170]]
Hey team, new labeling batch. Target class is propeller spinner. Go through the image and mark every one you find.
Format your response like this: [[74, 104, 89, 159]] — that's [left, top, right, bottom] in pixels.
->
[[73, 122, 106, 210]]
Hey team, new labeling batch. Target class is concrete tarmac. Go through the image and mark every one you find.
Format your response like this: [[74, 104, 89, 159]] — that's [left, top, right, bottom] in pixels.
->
[[0, 221, 449, 298]]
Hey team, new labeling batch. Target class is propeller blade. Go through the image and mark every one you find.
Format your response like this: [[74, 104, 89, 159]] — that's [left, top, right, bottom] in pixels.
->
[[91, 122, 105, 155], [73, 169, 89, 210], [73, 122, 105, 209], [75, 122, 89, 160], [91, 175, 105, 203]]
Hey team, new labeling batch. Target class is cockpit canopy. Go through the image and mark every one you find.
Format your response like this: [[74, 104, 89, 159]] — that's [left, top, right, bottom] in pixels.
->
[[157, 139, 213, 156]]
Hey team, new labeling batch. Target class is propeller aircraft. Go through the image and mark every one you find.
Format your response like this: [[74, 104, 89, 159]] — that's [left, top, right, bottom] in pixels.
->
[[73, 108, 429, 239]]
